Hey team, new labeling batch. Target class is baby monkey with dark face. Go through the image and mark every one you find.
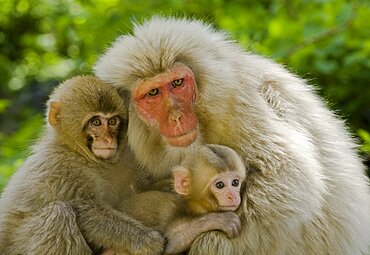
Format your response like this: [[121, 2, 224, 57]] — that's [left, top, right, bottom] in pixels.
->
[[0, 76, 164, 255], [117, 144, 246, 254]]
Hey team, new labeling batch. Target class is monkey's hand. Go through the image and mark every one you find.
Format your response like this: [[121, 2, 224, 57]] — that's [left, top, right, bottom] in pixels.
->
[[206, 212, 241, 238], [103, 227, 165, 255], [100, 248, 116, 255], [188, 231, 234, 255], [164, 212, 240, 254], [133, 228, 165, 255], [100, 228, 164, 255]]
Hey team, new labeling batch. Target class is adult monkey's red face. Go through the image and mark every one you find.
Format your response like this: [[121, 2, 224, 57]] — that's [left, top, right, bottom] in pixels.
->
[[132, 64, 198, 147]]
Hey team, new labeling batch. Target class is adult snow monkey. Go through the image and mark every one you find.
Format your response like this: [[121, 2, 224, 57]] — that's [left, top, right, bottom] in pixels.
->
[[95, 17, 370, 255]]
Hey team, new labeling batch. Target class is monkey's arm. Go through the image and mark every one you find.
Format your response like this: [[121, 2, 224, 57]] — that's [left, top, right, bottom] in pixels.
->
[[134, 175, 175, 193], [164, 212, 241, 255], [74, 202, 165, 255], [9, 202, 93, 255], [119, 191, 180, 231]]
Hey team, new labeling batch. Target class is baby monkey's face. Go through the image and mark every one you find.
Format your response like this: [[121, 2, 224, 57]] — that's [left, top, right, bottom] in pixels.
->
[[86, 114, 123, 159], [209, 171, 243, 212]]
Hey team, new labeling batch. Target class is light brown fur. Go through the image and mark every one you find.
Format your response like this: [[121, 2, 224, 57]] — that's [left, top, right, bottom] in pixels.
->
[[95, 17, 370, 255], [119, 144, 245, 254], [0, 76, 164, 255]]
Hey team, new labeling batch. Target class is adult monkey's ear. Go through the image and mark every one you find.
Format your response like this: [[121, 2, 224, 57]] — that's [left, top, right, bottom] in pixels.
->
[[172, 166, 191, 195], [48, 101, 61, 126]]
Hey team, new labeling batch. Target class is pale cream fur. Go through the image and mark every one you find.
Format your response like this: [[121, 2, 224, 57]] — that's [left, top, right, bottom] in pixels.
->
[[95, 17, 370, 255]]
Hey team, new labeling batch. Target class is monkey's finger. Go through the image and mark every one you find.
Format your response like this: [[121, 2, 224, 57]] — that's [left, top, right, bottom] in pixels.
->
[[225, 226, 236, 238], [227, 212, 242, 230], [235, 217, 242, 233], [228, 218, 242, 238], [230, 223, 240, 238], [221, 221, 238, 238]]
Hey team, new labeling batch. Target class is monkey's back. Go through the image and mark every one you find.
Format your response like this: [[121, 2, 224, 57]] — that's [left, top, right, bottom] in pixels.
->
[[0, 137, 100, 253]]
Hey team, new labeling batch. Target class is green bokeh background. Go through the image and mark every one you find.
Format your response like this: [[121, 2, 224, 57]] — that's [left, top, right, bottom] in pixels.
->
[[1, 0, 369, 192]]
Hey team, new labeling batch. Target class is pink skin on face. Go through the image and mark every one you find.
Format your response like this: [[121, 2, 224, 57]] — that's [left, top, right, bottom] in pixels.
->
[[209, 172, 243, 212], [132, 66, 198, 147]]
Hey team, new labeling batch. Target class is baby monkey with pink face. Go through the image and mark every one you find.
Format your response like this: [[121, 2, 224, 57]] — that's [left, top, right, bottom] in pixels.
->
[[173, 144, 246, 215], [114, 144, 246, 255], [161, 144, 246, 254]]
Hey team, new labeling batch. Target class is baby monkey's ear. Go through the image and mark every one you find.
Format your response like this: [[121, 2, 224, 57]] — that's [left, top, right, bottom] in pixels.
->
[[172, 166, 191, 196], [48, 101, 61, 126]]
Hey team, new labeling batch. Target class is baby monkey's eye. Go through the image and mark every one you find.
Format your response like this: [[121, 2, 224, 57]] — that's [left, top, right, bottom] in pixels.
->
[[215, 181, 225, 189], [171, 78, 184, 88], [232, 179, 240, 187], [108, 117, 119, 126], [91, 118, 102, 126]]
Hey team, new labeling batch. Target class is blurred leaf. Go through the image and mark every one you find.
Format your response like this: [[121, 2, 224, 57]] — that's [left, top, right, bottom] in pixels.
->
[[0, 114, 43, 192], [0, 99, 10, 113], [358, 129, 370, 153]]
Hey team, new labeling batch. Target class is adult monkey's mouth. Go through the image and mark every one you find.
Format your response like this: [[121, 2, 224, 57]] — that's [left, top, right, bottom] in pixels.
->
[[165, 129, 198, 147]]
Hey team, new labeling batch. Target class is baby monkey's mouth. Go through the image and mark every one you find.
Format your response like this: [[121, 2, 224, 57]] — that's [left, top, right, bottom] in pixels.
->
[[93, 147, 116, 159], [219, 206, 239, 212]]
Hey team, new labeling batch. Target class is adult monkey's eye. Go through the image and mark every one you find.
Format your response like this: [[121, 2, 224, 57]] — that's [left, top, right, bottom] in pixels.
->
[[171, 79, 184, 88], [215, 181, 225, 189], [147, 88, 160, 96], [91, 118, 102, 126]]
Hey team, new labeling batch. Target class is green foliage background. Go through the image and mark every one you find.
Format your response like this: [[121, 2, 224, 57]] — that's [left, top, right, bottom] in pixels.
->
[[1, 0, 369, 192]]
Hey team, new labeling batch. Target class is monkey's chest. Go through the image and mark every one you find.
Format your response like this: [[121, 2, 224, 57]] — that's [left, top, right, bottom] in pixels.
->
[[92, 177, 122, 207]]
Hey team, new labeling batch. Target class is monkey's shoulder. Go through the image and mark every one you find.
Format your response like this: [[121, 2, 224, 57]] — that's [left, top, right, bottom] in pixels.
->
[[3, 145, 106, 206]]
